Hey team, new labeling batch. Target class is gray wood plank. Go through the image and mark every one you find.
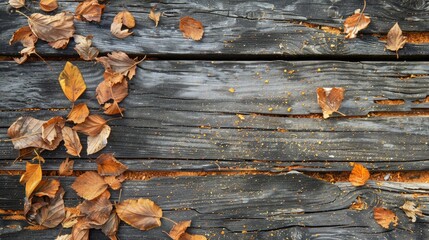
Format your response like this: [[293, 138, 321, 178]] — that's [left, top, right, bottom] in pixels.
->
[[0, 172, 428, 239], [2, 0, 429, 58]]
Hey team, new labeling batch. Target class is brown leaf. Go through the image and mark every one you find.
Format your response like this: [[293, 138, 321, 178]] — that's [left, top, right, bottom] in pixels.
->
[[20, 161, 42, 198], [9, 26, 38, 64], [62, 207, 80, 228], [79, 190, 112, 226], [75, 0, 105, 22], [42, 116, 65, 145], [343, 10, 371, 39], [59, 158, 74, 176], [168, 220, 191, 240], [68, 103, 90, 124], [101, 211, 120, 240], [73, 115, 107, 136], [349, 196, 368, 211], [104, 102, 125, 116], [96, 51, 142, 80], [96, 80, 128, 104], [72, 218, 90, 240], [33, 187, 66, 228], [40, 0, 58, 12], [87, 124, 111, 155], [49, 38, 69, 49], [104, 70, 124, 85], [74, 35, 99, 61], [400, 201, 423, 222], [62, 126, 82, 157], [373, 207, 398, 229], [9, 0, 25, 8], [386, 23, 406, 59], [316, 87, 345, 119], [149, 8, 161, 27], [179, 16, 204, 41], [71, 171, 108, 200], [56, 234, 72, 240], [104, 175, 124, 190], [34, 179, 60, 198], [96, 153, 128, 176], [8, 117, 62, 150], [349, 163, 370, 187], [18, 147, 43, 160], [116, 198, 162, 231], [59, 61, 86, 102], [180, 233, 207, 240], [28, 12, 75, 44], [110, 11, 135, 39]]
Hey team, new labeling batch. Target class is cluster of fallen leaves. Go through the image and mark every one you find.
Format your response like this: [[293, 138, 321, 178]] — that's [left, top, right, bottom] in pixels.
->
[[347, 163, 423, 229]]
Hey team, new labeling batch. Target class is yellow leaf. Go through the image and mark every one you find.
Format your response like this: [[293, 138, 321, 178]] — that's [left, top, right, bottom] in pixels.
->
[[20, 162, 42, 198], [58, 62, 86, 102]]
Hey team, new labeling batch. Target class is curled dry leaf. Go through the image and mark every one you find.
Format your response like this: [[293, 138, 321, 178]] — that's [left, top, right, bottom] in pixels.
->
[[62, 207, 80, 228], [78, 190, 112, 226], [75, 0, 105, 22], [20, 161, 42, 198], [9, 0, 25, 8], [42, 116, 65, 145], [87, 124, 111, 155], [56, 234, 72, 240], [59, 62, 86, 102], [96, 153, 128, 176], [168, 220, 191, 240], [71, 218, 90, 240], [343, 9, 371, 39], [349, 196, 368, 211], [316, 87, 345, 119], [71, 171, 108, 200], [373, 207, 398, 229], [40, 0, 58, 12], [110, 11, 135, 39], [349, 163, 370, 187], [73, 115, 107, 136], [180, 233, 207, 240], [74, 35, 99, 61], [104, 102, 125, 116], [9, 26, 37, 64], [386, 23, 406, 59], [400, 201, 423, 222], [96, 79, 128, 104], [68, 103, 90, 124], [104, 175, 125, 190], [34, 179, 60, 198], [101, 211, 120, 240], [49, 39, 69, 49], [27, 187, 66, 228], [8, 116, 62, 150], [59, 158, 74, 176], [62, 126, 82, 157], [96, 51, 142, 80], [116, 198, 162, 231], [179, 16, 204, 41], [104, 71, 124, 85], [149, 8, 161, 27], [28, 12, 75, 44]]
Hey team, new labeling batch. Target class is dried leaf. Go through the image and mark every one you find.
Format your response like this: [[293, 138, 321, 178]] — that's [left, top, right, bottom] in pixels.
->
[[96, 153, 128, 176], [71, 218, 90, 240], [343, 10, 371, 39], [79, 190, 112, 226], [104, 175, 124, 190], [59, 158, 74, 176], [59, 61, 86, 102], [73, 35, 99, 61], [110, 11, 135, 39], [96, 79, 128, 104], [8, 116, 62, 150], [116, 198, 162, 231], [168, 220, 191, 240], [56, 234, 72, 240], [101, 211, 120, 240], [49, 38, 69, 49], [62, 207, 80, 228], [9, 26, 37, 64], [316, 87, 345, 119], [68, 103, 90, 124], [149, 8, 161, 27], [104, 70, 124, 85], [40, 0, 58, 12], [42, 116, 65, 145], [28, 12, 75, 44], [71, 171, 108, 200], [386, 23, 406, 59], [104, 102, 125, 116], [180, 233, 207, 240], [349, 163, 370, 187], [349, 196, 368, 211], [400, 201, 423, 222], [34, 179, 60, 198], [179, 16, 204, 41], [96, 51, 142, 79], [32, 187, 66, 228], [9, 0, 25, 8], [73, 115, 107, 136], [75, 0, 105, 22], [20, 162, 42, 198], [373, 207, 398, 229], [87, 124, 111, 155], [62, 126, 82, 157]]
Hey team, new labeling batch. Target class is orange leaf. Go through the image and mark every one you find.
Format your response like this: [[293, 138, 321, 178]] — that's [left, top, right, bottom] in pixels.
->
[[73, 115, 107, 136], [96, 80, 128, 104], [96, 153, 128, 176], [373, 207, 398, 229], [73, 35, 99, 61], [71, 171, 108, 200], [179, 16, 204, 41], [58, 61, 86, 102], [42, 116, 65, 145], [62, 126, 82, 157], [87, 124, 111, 155], [71, 218, 90, 240], [101, 211, 120, 239], [20, 161, 42, 198], [78, 190, 112, 226], [316, 87, 345, 119], [168, 220, 191, 240], [110, 11, 135, 39], [96, 51, 142, 80], [104, 175, 125, 190], [49, 38, 69, 49], [149, 8, 161, 27], [40, 0, 58, 12], [386, 23, 406, 59], [9, 26, 37, 64], [62, 207, 80, 228], [180, 233, 207, 240], [343, 10, 371, 39], [75, 0, 105, 22], [34, 179, 60, 198], [32, 187, 66, 228], [59, 158, 74, 176], [28, 12, 75, 43], [103, 70, 124, 85], [349, 163, 370, 187], [116, 198, 162, 231], [103, 102, 125, 116], [67, 103, 90, 124], [349, 196, 368, 211]]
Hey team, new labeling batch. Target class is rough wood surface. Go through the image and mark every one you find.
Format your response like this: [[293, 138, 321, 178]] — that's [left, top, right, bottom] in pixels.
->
[[1, 172, 428, 239], [2, 0, 429, 58]]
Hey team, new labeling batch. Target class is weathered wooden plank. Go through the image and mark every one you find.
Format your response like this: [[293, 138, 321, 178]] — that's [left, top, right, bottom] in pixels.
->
[[2, 0, 429, 58], [1, 173, 428, 239]]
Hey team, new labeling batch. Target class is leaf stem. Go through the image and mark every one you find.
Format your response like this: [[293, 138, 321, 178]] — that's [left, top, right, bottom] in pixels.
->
[[352, 0, 367, 36], [161, 216, 177, 225], [15, 10, 30, 19]]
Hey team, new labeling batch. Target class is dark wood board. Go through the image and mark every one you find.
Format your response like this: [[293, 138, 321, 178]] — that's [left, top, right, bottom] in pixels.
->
[[2, 0, 429, 58], [1, 172, 428, 239]]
